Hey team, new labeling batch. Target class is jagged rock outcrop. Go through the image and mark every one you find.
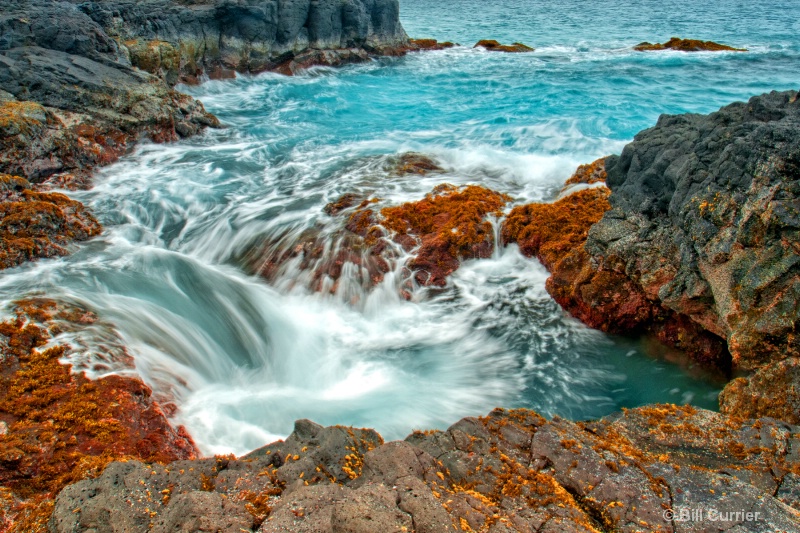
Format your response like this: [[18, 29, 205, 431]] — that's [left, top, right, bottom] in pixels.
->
[[506, 92, 799, 381], [588, 90, 799, 371], [0, 0, 408, 183], [0, 1, 220, 184], [50, 406, 800, 532]]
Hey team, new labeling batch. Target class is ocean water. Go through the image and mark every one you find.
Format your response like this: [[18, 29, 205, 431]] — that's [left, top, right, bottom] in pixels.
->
[[2, 0, 798, 456]]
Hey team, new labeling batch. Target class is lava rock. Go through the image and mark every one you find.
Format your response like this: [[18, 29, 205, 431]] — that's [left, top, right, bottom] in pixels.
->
[[588, 90, 800, 370], [74, 0, 409, 80]]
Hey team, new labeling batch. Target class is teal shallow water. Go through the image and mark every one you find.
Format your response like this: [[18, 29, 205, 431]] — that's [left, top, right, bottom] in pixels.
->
[[1, 0, 797, 455]]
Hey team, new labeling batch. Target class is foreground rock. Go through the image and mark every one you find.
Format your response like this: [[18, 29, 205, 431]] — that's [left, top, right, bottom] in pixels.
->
[[475, 39, 535, 53], [634, 37, 747, 52], [0, 300, 197, 532], [50, 406, 800, 532]]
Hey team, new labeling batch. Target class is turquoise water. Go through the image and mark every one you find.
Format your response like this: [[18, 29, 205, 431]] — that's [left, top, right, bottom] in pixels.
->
[[1, 0, 797, 455]]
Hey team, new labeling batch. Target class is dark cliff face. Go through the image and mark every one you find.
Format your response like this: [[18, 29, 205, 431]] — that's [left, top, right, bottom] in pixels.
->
[[75, 0, 408, 79], [588, 90, 800, 370]]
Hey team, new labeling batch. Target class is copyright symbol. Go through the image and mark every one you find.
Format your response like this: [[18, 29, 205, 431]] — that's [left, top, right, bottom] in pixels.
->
[[663, 509, 675, 521]]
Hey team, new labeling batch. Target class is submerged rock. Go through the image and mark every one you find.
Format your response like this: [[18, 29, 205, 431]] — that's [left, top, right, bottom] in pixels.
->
[[0, 299, 197, 532], [634, 37, 747, 52], [474, 39, 535, 53], [50, 406, 800, 532], [390, 152, 445, 175], [0, 174, 102, 269]]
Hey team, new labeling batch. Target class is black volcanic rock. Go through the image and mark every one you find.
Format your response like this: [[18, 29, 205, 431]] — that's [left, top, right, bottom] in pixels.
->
[[586, 90, 799, 371], [74, 0, 409, 80]]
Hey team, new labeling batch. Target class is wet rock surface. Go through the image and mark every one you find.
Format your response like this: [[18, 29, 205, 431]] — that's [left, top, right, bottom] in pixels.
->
[[0, 175, 102, 270], [50, 406, 800, 532], [250, 155, 508, 298], [0, 299, 197, 532], [634, 37, 747, 52]]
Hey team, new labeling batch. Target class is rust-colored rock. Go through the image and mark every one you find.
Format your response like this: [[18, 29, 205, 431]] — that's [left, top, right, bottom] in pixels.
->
[[380, 184, 511, 286], [502, 165, 729, 368], [634, 37, 747, 52], [501, 187, 611, 271], [407, 38, 456, 51], [474, 39, 535, 53], [0, 299, 197, 532], [720, 357, 800, 424], [0, 175, 102, 270]]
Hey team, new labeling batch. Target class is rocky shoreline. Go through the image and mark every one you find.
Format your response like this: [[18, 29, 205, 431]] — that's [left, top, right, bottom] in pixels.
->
[[0, 1, 798, 531]]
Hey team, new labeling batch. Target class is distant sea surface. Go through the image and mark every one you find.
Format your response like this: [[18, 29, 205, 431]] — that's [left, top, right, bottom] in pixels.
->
[[1, 0, 797, 455]]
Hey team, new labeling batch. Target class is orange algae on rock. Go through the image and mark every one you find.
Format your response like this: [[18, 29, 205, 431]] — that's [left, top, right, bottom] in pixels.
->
[[0, 174, 102, 270], [500, 185, 658, 333], [634, 37, 747, 52], [562, 157, 608, 189], [502, 162, 729, 367], [501, 187, 611, 271], [380, 184, 511, 285], [252, 180, 512, 293], [0, 300, 197, 532]]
